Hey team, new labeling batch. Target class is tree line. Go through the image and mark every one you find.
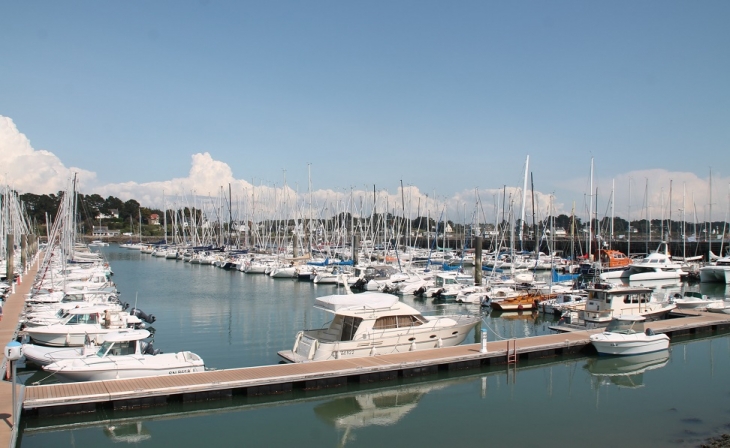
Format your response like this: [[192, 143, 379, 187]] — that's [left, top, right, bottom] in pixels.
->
[[16, 191, 728, 238]]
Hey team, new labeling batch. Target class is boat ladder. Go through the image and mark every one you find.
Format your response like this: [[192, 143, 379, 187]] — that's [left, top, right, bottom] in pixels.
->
[[507, 339, 518, 364]]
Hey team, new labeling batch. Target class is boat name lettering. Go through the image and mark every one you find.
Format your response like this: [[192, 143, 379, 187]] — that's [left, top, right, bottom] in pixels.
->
[[339, 350, 355, 356], [169, 369, 192, 375]]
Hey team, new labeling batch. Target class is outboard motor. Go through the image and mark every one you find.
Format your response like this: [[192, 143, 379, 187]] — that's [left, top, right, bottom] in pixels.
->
[[129, 307, 157, 324], [143, 341, 162, 355], [352, 278, 367, 291]]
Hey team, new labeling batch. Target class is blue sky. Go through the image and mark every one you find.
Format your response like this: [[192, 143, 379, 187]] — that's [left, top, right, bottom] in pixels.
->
[[1, 1, 729, 221]]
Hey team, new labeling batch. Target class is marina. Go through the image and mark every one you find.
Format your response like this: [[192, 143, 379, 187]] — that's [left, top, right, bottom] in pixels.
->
[[4, 3, 730, 446], [4, 244, 730, 448], [4, 187, 730, 448], [19, 309, 730, 416]]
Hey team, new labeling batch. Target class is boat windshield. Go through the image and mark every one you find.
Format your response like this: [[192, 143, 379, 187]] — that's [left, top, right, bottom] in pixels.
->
[[97, 340, 136, 357], [605, 319, 645, 334], [62, 294, 85, 303], [66, 313, 99, 325]]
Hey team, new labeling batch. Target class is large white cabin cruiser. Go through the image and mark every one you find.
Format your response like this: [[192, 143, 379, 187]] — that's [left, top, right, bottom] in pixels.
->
[[278, 292, 480, 363], [42, 329, 204, 381]]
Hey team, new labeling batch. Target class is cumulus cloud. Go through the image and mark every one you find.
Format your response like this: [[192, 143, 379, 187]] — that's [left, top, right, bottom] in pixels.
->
[[563, 168, 729, 223], [0, 116, 96, 193], [2, 115, 726, 224]]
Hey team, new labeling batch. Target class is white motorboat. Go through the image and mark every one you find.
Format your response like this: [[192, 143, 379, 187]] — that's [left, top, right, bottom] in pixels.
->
[[23, 329, 154, 366], [269, 263, 298, 278], [590, 315, 669, 356], [706, 300, 730, 314], [24, 306, 145, 347], [278, 292, 480, 363], [42, 329, 204, 381], [672, 291, 724, 310], [88, 240, 110, 247], [313, 266, 350, 284], [421, 272, 473, 299], [540, 293, 587, 315], [699, 255, 730, 284], [601, 242, 687, 282]]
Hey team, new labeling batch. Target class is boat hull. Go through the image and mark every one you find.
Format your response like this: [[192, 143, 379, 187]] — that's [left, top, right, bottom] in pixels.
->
[[44, 352, 205, 382], [699, 267, 730, 284], [278, 316, 479, 363], [590, 333, 669, 356]]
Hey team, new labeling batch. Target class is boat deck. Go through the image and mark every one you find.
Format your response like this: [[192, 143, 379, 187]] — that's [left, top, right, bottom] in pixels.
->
[[22, 309, 730, 416]]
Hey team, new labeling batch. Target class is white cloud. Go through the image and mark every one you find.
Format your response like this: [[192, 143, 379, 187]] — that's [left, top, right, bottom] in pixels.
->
[[2, 115, 727, 224], [0, 116, 96, 193]]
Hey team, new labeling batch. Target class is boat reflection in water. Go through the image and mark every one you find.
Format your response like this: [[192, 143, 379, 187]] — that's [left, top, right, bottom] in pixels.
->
[[583, 350, 670, 389], [103, 422, 151, 444], [313, 382, 450, 446]]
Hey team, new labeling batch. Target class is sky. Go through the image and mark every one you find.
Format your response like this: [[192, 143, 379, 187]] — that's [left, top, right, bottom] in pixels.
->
[[1, 1, 729, 224]]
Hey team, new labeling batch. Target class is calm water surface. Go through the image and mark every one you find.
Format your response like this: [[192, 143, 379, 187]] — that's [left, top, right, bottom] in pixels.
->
[[17, 247, 730, 447]]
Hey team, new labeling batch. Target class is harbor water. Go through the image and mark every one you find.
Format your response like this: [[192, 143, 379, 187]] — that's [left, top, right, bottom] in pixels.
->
[[17, 247, 730, 447]]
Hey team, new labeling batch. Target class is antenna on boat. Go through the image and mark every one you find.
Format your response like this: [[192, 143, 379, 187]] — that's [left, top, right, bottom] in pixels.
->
[[134, 292, 138, 311]]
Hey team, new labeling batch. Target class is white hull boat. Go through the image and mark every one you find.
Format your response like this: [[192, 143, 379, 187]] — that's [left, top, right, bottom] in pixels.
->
[[42, 330, 204, 381], [601, 242, 687, 282], [23, 342, 99, 366], [699, 256, 730, 284], [579, 285, 676, 328], [590, 315, 669, 356], [24, 307, 144, 347], [706, 301, 730, 314], [672, 291, 724, 310], [278, 292, 480, 363]]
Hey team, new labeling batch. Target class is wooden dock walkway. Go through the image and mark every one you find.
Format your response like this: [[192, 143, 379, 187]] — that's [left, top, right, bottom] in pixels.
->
[[21, 309, 730, 418], [1, 256, 40, 448]]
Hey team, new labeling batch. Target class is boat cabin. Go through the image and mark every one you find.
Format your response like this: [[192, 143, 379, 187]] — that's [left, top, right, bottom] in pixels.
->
[[312, 293, 428, 342], [95, 329, 152, 357], [581, 285, 662, 325], [597, 250, 632, 268]]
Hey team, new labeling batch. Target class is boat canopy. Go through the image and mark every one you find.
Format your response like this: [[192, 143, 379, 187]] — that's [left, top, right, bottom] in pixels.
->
[[103, 329, 150, 342], [314, 293, 399, 313]]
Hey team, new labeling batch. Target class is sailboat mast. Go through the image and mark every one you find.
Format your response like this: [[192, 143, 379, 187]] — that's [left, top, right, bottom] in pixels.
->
[[682, 183, 686, 258], [709, 168, 713, 262], [668, 180, 673, 244], [519, 155, 529, 251], [628, 179, 632, 257], [608, 179, 616, 246], [588, 158, 593, 258], [531, 172, 537, 253]]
